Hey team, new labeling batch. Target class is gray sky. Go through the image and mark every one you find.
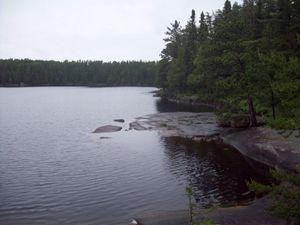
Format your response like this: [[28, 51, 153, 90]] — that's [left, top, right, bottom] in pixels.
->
[[0, 0, 241, 62]]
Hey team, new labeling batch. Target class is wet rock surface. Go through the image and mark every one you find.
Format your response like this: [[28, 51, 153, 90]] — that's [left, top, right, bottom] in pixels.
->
[[200, 197, 285, 225], [93, 125, 122, 133], [93, 112, 299, 171], [93, 112, 297, 225], [129, 121, 149, 131], [136, 198, 284, 225], [130, 112, 220, 138], [129, 112, 300, 171], [221, 127, 300, 171]]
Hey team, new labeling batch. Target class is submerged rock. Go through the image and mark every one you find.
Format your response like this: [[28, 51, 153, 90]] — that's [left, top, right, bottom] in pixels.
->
[[129, 121, 149, 131], [93, 125, 122, 133], [100, 136, 112, 139], [114, 119, 125, 123]]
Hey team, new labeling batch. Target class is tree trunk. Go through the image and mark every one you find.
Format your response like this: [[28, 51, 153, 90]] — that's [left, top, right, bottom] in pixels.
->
[[248, 95, 257, 127], [271, 89, 276, 120]]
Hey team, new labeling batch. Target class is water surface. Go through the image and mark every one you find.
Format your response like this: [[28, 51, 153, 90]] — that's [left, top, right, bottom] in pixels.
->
[[0, 87, 266, 225]]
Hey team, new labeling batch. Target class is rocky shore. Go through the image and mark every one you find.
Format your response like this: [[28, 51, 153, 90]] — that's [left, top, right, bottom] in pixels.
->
[[126, 112, 300, 172], [93, 111, 300, 171], [129, 197, 285, 225], [94, 111, 299, 225]]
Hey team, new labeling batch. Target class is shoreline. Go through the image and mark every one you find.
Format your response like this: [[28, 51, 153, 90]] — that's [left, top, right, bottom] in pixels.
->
[[134, 197, 285, 225], [93, 93, 299, 225], [157, 94, 300, 172], [125, 109, 299, 224], [129, 111, 300, 172]]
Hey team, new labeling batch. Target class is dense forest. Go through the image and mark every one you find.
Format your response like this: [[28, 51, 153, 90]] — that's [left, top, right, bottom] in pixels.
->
[[1, 0, 299, 128], [0, 59, 157, 86], [157, 0, 300, 129]]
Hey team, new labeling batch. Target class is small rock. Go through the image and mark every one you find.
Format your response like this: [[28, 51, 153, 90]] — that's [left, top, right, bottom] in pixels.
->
[[93, 125, 122, 133], [114, 119, 125, 123], [100, 137, 112, 139]]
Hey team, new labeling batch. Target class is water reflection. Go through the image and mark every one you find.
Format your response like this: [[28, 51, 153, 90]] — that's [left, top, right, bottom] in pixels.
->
[[0, 87, 271, 225], [156, 98, 213, 113], [161, 137, 269, 206]]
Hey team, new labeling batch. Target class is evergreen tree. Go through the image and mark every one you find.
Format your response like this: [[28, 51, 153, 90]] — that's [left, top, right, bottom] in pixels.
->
[[159, 0, 300, 128]]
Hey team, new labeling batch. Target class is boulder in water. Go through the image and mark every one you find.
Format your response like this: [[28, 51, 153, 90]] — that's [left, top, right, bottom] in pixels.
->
[[114, 119, 125, 123], [93, 125, 122, 133]]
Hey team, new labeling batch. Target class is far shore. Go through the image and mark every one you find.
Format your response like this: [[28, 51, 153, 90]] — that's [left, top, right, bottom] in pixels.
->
[[0, 83, 157, 88]]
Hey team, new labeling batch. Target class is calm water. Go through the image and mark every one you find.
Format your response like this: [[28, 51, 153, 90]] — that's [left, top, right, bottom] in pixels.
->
[[0, 87, 265, 225]]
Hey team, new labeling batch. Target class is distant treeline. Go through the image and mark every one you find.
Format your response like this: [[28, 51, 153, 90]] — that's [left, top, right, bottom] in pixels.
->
[[157, 0, 300, 128], [0, 59, 158, 86]]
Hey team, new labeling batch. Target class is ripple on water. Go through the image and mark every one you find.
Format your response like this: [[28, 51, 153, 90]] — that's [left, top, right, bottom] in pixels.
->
[[0, 87, 269, 225]]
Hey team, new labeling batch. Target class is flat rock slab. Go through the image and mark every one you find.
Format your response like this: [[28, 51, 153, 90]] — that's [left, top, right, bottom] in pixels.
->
[[137, 198, 284, 225], [204, 197, 285, 225], [130, 112, 300, 172], [93, 125, 122, 133], [221, 127, 300, 171], [131, 112, 220, 137]]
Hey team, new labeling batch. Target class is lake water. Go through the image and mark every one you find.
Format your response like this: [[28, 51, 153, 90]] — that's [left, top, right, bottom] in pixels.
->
[[0, 87, 266, 225]]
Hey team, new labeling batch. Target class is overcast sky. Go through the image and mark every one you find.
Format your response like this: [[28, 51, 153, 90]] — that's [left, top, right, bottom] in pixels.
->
[[0, 0, 241, 62]]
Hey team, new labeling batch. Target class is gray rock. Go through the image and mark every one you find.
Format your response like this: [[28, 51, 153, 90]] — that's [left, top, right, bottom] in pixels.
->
[[221, 127, 300, 171], [128, 112, 300, 172], [230, 114, 250, 128], [130, 112, 220, 137], [129, 122, 148, 131], [93, 125, 122, 133], [114, 119, 125, 123], [100, 136, 112, 139]]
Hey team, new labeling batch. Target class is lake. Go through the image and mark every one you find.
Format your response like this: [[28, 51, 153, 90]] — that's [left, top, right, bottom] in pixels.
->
[[0, 87, 266, 225]]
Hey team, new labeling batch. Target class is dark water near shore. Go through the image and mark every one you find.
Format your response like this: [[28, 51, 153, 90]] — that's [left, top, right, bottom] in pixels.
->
[[0, 87, 266, 225]]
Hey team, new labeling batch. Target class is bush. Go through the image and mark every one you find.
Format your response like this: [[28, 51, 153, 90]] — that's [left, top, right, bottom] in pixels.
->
[[247, 169, 300, 224], [266, 117, 300, 130]]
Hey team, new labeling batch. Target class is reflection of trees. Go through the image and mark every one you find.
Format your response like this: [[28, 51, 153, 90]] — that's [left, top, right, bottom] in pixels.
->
[[161, 137, 268, 206], [155, 98, 212, 113]]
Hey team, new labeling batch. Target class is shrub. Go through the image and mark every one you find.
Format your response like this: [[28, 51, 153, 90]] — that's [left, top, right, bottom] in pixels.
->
[[247, 169, 300, 224], [266, 117, 300, 130]]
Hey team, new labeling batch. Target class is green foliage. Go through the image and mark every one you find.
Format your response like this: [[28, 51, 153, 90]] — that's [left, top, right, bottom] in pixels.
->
[[266, 117, 300, 130], [247, 179, 273, 196], [167, 47, 186, 92], [248, 169, 300, 224], [0, 59, 158, 86], [185, 185, 195, 224], [185, 185, 193, 197], [195, 219, 214, 225], [158, 0, 300, 129], [160, 123, 167, 127], [185, 186, 215, 225]]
